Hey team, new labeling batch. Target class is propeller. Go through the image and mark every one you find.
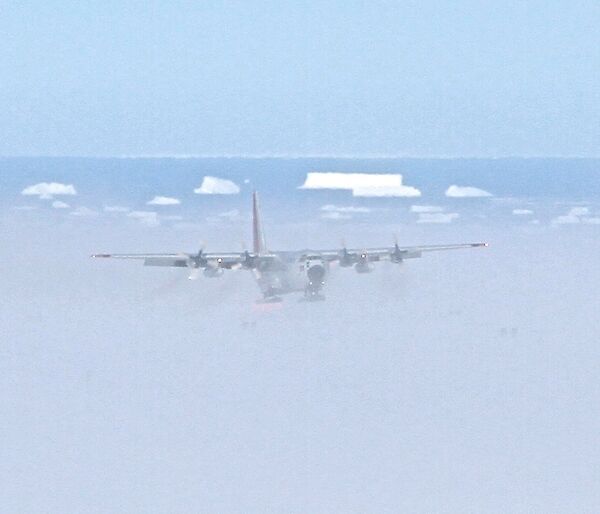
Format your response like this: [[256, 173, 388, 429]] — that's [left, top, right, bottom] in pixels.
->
[[338, 238, 354, 267], [390, 234, 404, 263], [242, 250, 257, 269], [186, 245, 207, 280], [188, 248, 207, 268], [239, 240, 257, 269]]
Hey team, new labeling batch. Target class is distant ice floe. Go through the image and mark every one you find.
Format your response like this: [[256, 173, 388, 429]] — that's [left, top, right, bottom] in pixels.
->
[[410, 205, 443, 213], [104, 205, 130, 213], [568, 207, 589, 217], [321, 205, 371, 214], [194, 176, 240, 195], [127, 211, 159, 227], [409, 204, 458, 224], [52, 200, 70, 209], [207, 209, 242, 223], [219, 209, 240, 219], [319, 204, 372, 220], [445, 185, 492, 198], [553, 215, 581, 224], [69, 207, 98, 217], [147, 195, 181, 206], [22, 182, 77, 200], [552, 206, 595, 225], [417, 212, 460, 224], [512, 209, 533, 215], [300, 172, 421, 197], [321, 211, 353, 220]]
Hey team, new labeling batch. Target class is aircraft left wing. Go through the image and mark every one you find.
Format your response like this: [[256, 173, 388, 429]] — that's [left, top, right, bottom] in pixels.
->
[[315, 242, 488, 263]]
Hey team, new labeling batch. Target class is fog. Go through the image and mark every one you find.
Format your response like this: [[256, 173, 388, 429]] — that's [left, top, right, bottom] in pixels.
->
[[1, 207, 599, 513]]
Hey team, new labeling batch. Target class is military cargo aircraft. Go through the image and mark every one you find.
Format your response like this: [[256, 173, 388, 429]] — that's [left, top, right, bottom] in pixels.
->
[[93, 192, 487, 302]]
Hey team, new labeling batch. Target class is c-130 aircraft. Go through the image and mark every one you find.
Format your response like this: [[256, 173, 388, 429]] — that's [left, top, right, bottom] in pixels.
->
[[93, 192, 487, 302]]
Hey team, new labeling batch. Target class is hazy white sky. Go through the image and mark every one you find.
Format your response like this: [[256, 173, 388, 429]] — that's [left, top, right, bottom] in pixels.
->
[[1, 1, 598, 156]]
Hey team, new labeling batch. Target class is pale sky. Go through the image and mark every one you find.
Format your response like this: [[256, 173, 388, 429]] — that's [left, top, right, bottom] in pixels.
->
[[1, 1, 598, 157]]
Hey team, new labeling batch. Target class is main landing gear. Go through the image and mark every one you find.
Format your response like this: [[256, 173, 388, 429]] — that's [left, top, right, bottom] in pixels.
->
[[256, 287, 283, 304], [258, 295, 283, 304], [303, 285, 325, 302]]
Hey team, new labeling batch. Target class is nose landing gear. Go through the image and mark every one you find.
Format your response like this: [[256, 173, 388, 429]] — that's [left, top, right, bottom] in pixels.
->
[[303, 281, 325, 302]]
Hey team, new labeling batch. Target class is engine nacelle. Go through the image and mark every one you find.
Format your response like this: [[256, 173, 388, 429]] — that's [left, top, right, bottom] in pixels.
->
[[307, 263, 326, 283], [338, 248, 354, 267], [354, 262, 372, 273], [354, 252, 372, 273], [302, 255, 327, 293], [203, 267, 224, 278]]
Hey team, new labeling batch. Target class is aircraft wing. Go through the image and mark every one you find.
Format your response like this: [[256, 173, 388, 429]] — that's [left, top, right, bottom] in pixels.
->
[[315, 242, 488, 263], [91, 252, 253, 269]]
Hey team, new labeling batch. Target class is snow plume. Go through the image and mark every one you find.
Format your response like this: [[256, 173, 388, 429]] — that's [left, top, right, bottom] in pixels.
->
[[194, 176, 240, 195], [445, 185, 492, 198], [22, 182, 77, 200], [300, 173, 421, 197]]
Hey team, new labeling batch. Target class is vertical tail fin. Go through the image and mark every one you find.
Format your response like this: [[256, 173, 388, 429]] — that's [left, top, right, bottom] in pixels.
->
[[252, 191, 267, 254]]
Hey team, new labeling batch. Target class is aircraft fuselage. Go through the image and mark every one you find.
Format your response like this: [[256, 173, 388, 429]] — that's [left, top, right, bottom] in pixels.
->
[[253, 251, 329, 300]]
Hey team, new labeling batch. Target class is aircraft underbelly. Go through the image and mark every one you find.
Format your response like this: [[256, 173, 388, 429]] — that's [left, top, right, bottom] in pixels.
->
[[253, 265, 305, 295]]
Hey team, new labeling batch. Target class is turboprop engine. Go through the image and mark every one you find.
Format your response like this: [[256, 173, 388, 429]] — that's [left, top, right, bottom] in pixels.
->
[[338, 246, 355, 267], [203, 266, 224, 278], [354, 252, 372, 273], [186, 249, 225, 279], [187, 249, 207, 280], [390, 241, 404, 263]]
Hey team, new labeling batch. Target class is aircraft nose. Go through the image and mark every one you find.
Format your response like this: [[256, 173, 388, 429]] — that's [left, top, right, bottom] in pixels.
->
[[307, 264, 325, 282]]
